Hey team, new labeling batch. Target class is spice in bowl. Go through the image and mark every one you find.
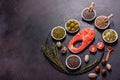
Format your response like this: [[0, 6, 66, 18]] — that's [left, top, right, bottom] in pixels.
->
[[102, 29, 118, 43], [81, 2, 96, 21], [95, 14, 113, 29], [65, 19, 80, 33], [65, 55, 81, 70], [95, 16, 109, 29], [81, 8, 96, 21], [51, 26, 66, 40]]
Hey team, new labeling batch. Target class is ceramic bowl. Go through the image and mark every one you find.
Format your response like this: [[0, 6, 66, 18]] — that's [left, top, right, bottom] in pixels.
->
[[51, 26, 66, 40], [65, 19, 80, 33], [65, 55, 82, 70], [102, 29, 118, 43], [81, 8, 96, 21], [95, 16, 110, 29]]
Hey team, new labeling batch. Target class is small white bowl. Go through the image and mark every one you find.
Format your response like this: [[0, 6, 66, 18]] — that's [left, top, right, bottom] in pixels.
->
[[51, 26, 66, 40], [95, 16, 110, 29], [65, 19, 80, 33], [102, 29, 118, 43], [65, 55, 82, 70], [81, 8, 96, 21]]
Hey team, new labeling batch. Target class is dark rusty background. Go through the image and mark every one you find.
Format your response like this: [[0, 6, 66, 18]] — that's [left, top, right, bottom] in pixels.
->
[[0, 0, 120, 80]]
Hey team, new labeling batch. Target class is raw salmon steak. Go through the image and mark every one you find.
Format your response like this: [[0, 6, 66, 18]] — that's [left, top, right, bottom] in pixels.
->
[[68, 28, 95, 53]]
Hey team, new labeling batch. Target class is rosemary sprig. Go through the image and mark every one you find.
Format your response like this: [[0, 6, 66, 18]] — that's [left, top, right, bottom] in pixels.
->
[[43, 45, 68, 73], [83, 59, 99, 70]]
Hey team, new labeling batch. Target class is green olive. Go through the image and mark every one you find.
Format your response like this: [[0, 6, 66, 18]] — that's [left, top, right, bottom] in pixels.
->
[[74, 21, 78, 25], [67, 26, 71, 31], [70, 23, 75, 27], [67, 22, 70, 26], [74, 24, 79, 29], [71, 28, 75, 31], [70, 20, 74, 23]]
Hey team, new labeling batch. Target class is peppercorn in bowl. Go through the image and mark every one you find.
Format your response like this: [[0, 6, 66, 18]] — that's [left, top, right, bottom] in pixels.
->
[[51, 26, 66, 40], [81, 8, 96, 21], [65, 19, 80, 33], [65, 55, 82, 70]]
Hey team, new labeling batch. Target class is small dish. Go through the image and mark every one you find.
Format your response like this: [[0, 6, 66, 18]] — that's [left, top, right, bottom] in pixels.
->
[[102, 29, 118, 43], [51, 26, 66, 40], [95, 16, 110, 29], [65, 55, 82, 70], [81, 8, 96, 21], [65, 19, 80, 33]]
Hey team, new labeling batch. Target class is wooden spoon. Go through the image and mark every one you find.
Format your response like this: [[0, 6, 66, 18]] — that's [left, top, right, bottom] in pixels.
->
[[105, 46, 114, 62], [88, 2, 95, 12], [104, 14, 113, 22]]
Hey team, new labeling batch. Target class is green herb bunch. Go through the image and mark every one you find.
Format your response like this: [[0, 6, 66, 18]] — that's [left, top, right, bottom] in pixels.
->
[[43, 45, 68, 73]]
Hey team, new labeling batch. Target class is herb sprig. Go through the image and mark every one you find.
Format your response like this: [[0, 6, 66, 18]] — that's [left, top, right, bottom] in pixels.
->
[[43, 45, 68, 73], [83, 59, 99, 70]]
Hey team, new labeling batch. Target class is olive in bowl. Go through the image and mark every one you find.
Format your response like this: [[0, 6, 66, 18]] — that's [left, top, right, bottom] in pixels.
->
[[102, 29, 118, 43], [65, 55, 82, 70], [65, 19, 80, 33], [51, 26, 66, 40]]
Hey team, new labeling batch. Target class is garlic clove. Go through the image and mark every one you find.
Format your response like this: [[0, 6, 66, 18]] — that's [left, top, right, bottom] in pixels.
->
[[106, 64, 111, 70], [56, 41, 62, 48], [85, 55, 89, 63], [88, 73, 97, 78], [61, 46, 67, 54]]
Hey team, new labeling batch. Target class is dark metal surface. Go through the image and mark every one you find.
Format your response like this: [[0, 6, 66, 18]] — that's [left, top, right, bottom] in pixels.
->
[[0, 0, 120, 80]]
